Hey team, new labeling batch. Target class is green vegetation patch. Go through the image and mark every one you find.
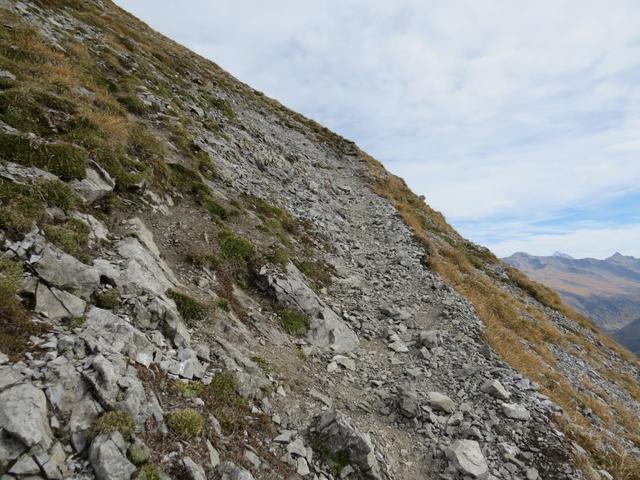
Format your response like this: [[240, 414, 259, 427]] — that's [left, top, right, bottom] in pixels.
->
[[0, 87, 76, 135], [219, 230, 254, 265], [205, 198, 226, 220], [167, 408, 204, 438], [135, 464, 161, 480], [167, 289, 212, 324], [92, 410, 136, 438], [201, 372, 247, 434], [168, 163, 209, 199], [0, 133, 87, 180], [128, 442, 151, 465], [94, 288, 119, 309], [37, 180, 79, 210], [278, 308, 310, 336], [297, 259, 334, 288], [251, 355, 271, 374], [173, 380, 204, 399], [0, 178, 44, 236], [0, 259, 47, 360], [43, 218, 90, 256]]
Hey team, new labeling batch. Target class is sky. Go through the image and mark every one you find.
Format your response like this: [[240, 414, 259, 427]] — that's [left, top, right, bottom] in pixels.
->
[[114, 0, 640, 259]]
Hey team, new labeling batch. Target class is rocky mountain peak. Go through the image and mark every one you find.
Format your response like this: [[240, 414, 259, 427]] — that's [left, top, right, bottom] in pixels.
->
[[0, 1, 638, 480]]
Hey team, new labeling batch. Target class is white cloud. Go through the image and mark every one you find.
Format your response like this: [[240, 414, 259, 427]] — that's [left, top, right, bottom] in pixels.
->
[[115, 0, 640, 258]]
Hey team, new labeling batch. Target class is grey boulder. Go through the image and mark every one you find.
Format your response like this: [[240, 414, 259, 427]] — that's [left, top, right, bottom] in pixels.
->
[[447, 439, 488, 478], [89, 432, 136, 480], [314, 409, 382, 479], [0, 383, 53, 448]]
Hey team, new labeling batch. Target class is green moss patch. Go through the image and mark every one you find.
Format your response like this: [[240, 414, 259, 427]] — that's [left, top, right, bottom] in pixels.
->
[[0, 133, 87, 180], [94, 288, 119, 309], [167, 408, 204, 438], [219, 230, 254, 265], [92, 410, 136, 438], [43, 218, 90, 255], [0, 259, 47, 360], [167, 289, 212, 324], [278, 308, 310, 336]]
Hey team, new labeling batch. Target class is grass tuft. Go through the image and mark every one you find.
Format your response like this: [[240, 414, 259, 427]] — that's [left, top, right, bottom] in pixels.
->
[[0, 133, 87, 180], [167, 289, 212, 324], [167, 408, 204, 438], [94, 288, 119, 309], [278, 308, 310, 336], [92, 410, 136, 438]]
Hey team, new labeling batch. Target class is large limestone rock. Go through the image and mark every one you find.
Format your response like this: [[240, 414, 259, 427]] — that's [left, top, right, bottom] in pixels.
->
[[89, 432, 136, 480], [34, 283, 86, 320], [447, 440, 488, 478], [0, 384, 53, 448], [313, 409, 382, 479], [217, 461, 256, 480], [116, 236, 177, 296], [480, 379, 510, 401], [31, 243, 102, 299], [82, 307, 154, 359], [259, 263, 358, 353], [70, 162, 115, 204], [502, 403, 530, 421], [427, 391, 456, 414]]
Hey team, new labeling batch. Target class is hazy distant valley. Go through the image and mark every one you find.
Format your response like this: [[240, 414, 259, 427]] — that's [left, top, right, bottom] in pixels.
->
[[503, 252, 640, 354]]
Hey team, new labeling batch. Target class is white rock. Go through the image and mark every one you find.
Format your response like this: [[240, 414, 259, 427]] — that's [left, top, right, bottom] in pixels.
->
[[287, 438, 307, 457], [297, 456, 310, 476], [502, 403, 531, 421], [480, 379, 510, 401], [70, 164, 114, 204], [427, 391, 456, 413], [447, 439, 488, 478], [0, 383, 53, 448]]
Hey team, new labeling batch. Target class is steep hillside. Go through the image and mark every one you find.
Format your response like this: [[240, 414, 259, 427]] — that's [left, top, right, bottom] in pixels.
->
[[503, 252, 640, 353], [0, 2, 638, 480]]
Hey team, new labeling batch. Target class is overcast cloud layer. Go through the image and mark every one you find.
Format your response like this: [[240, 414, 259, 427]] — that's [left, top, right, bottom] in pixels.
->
[[115, 0, 640, 259]]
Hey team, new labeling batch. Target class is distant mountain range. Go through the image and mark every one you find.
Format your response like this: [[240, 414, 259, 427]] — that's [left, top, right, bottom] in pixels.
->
[[503, 251, 640, 354]]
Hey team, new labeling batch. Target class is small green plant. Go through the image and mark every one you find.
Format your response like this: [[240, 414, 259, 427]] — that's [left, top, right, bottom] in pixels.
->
[[201, 372, 246, 434], [268, 247, 289, 266], [0, 259, 47, 359], [297, 259, 334, 288], [118, 92, 147, 115], [37, 180, 79, 210], [92, 411, 136, 438], [0, 132, 87, 180], [207, 372, 238, 404], [94, 288, 119, 309], [135, 464, 161, 480], [251, 355, 271, 374], [167, 408, 204, 438], [168, 163, 209, 199], [216, 298, 230, 311], [173, 380, 204, 399], [167, 289, 212, 324], [43, 218, 90, 255], [185, 244, 219, 269], [128, 442, 151, 465], [278, 308, 310, 336], [219, 230, 254, 265], [64, 316, 85, 329], [205, 199, 226, 219], [0, 179, 43, 235]]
